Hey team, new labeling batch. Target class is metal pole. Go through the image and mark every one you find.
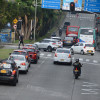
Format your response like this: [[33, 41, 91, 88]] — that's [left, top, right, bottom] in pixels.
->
[[31, 19, 32, 40], [34, 0, 37, 42]]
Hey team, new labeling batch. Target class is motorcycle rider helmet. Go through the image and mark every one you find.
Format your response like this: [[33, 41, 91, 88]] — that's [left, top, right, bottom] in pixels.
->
[[75, 59, 79, 62]]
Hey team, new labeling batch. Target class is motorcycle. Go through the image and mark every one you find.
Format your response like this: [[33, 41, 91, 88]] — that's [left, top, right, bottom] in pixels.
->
[[73, 67, 80, 79]]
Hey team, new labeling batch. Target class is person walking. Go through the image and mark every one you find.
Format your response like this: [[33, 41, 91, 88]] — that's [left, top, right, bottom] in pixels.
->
[[18, 33, 24, 49], [59, 28, 62, 37]]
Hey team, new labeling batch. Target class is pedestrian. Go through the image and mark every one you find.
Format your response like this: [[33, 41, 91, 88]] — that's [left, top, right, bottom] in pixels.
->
[[18, 33, 24, 49]]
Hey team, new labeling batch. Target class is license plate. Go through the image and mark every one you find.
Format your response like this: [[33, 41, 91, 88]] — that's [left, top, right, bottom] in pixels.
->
[[88, 50, 91, 52], [60, 59, 64, 61], [75, 70, 78, 72], [1, 70, 7, 73], [67, 41, 71, 43]]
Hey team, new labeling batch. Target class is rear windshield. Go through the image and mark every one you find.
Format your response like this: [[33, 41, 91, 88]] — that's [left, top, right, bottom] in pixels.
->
[[9, 56, 25, 61], [57, 49, 70, 53], [68, 27, 78, 32], [13, 51, 26, 55], [80, 29, 93, 35], [85, 44, 94, 47], [0, 63, 11, 69], [64, 37, 73, 40], [23, 49, 35, 52]]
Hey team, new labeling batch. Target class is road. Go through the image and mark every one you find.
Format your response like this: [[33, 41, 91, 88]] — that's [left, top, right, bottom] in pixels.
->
[[1, 13, 100, 100]]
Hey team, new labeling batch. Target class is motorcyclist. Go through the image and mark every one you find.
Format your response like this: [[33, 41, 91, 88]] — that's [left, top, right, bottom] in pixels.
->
[[73, 59, 82, 76], [59, 28, 62, 36]]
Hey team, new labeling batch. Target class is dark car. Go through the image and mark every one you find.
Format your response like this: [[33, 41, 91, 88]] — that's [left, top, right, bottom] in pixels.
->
[[63, 37, 76, 47], [51, 32, 56, 37], [0, 60, 19, 86], [63, 22, 70, 30], [22, 47, 38, 64]]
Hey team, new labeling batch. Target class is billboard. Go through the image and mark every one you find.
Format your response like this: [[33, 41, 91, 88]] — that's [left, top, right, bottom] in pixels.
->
[[62, 0, 82, 11], [84, 0, 100, 13], [42, 0, 61, 9]]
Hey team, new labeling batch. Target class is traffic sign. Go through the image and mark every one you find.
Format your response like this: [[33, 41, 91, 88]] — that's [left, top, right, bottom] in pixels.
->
[[41, 0, 61, 9], [13, 25, 17, 30], [13, 18, 18, 24], [84, 0, 100, 13]]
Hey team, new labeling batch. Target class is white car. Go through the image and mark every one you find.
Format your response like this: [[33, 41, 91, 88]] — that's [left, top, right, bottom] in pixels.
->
[[71, 42, 95, 55], [34, 39, 60, 52], [9, 54, 30, 74], [54, 48, 72, 65]]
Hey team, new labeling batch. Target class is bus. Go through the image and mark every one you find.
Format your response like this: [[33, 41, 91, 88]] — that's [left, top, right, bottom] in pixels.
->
[[78, 27, 96, 48]]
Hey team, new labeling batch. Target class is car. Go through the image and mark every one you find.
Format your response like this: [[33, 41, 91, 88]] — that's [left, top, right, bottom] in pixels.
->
[[0, 60, 19, 86], [54, 48, 72, 65], [63, 37, 76, 47], [12, 49, 31, 64], [51, 37, 61, 41], [34, 39, 59, 52], [71, 42, 95, 55], [25, 44, 40, 59], [22, 46, 38, 64], [9, 54, 30, 74], [51, 32, 56, 37], [63, 22, 70, 30]]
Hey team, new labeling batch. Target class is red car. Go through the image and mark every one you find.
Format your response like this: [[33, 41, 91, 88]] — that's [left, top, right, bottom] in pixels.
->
[[22, 47, 38, 64]]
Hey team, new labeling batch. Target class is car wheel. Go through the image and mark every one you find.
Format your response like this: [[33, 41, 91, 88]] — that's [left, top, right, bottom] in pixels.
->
[[38, 56, 40, 59], [34, 59, 38, 64], [47, 46, 52, 52], [12, 79, 17, 86], [69, 61, 72, 65], [81, 50, 84, 55], [71, 49, 74, 55], [53, 61, 57, 64]]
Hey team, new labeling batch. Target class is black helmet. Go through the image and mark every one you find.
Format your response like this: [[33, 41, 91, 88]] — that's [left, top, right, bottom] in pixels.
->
[[75, 59, 79, 62]]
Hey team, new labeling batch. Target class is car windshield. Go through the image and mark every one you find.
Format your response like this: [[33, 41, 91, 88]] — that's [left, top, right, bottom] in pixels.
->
[[80, 29, 93, 35], [85, 44, 94, 47], [12, 51, 26, 55], [64, 37, 73, 40], [0, 63, 11, 69], [23, 49, 35, 52], [68, 27, 78, 32], [9, 56, 25, 61], [57, 49, 70, 53]]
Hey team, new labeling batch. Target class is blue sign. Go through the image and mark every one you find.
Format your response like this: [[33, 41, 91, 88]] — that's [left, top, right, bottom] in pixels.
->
[[41, 0, 61, 9], [62, 0, 82, 11], [84, 0, 100, 12]]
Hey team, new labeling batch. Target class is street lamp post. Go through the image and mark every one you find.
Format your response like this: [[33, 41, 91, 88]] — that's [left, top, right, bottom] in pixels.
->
[[34, 0, 37, 42]]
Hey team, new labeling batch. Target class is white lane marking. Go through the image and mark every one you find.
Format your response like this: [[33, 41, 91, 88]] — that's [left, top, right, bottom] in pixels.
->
[[47, 54, 52, 57], [93, 60, 98, 63], [81, 89, 99, 95], [40, 53, 44, 56], [86, 59, 90, 62], [79, 58, 83, 61]]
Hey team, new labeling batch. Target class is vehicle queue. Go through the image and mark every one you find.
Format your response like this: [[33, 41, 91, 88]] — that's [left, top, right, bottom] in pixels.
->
[[0, 23, 97, 85]]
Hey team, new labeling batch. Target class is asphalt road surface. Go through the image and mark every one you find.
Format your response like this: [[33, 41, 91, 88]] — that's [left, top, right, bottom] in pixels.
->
[[1, 13, 100, 100]]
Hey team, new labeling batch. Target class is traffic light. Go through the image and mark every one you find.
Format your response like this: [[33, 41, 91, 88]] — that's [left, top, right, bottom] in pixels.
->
[[17, 20, 22, 30], [70, 2, 75, 12]]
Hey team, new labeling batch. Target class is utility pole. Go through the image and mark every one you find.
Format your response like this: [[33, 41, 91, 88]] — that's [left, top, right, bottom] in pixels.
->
[[34, 0, 37, 42]]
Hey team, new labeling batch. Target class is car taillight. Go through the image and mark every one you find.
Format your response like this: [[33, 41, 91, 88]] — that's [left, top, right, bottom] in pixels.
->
[[63, 40, 66, 41], [21, 62, 26, 66], [68, 54, 71, 58], [93, 40, 95, 44], [34, 53, 37, 56], [12, 70, 16, 75], [77, 39, 79, 42], [52, 43, 56, 45], [55, 53, 57, 57]]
